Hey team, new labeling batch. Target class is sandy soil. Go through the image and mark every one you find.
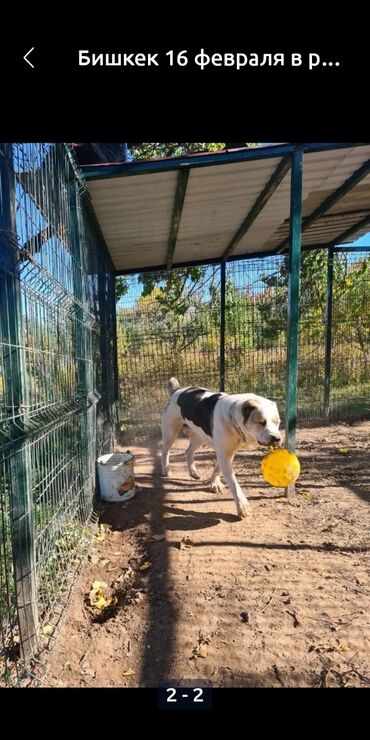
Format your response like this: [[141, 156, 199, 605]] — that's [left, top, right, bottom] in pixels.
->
[[44, 421, 370, 688]]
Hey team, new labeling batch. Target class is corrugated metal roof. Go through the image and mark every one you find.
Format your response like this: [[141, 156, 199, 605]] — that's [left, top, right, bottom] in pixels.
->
[[82, 144, 370, 272]]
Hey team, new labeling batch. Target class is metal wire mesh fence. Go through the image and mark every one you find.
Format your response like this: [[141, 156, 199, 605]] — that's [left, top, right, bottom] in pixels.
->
[[1, 142, 369, 684], [116, 248, 370, 441], [0, 144, 117, 685], [116, 265, 222, 437], [329, 251, 370, 418]]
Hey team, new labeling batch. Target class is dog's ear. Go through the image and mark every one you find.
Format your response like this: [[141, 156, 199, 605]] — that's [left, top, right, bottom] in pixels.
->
[[168, 377, 180, 396], [242, 399, 259, 423]]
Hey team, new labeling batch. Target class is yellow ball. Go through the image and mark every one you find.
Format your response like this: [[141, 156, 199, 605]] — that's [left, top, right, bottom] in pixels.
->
[[261, 448, 301, 487]]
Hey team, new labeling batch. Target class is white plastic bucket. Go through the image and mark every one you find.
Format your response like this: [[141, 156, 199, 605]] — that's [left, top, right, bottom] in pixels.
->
[[97, 452, 136, 503]]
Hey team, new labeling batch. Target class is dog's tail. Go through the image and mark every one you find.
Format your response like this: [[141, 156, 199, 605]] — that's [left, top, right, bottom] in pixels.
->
[[168, 377, 180, 396]]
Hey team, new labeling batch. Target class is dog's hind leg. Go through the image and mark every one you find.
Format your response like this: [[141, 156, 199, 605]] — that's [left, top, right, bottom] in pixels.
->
[[186, 433, 203, 480], [161, 416, 182, 477], [209, 463, 225, 493]]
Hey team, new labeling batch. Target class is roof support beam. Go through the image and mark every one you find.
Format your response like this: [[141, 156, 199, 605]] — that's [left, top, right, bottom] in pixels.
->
[[166, 169, 189, 270], [115, 243, 370, 276], [221, 155, 291, 261], [332, 244, 370, 253], [276, 157, 370, 253], [82, 144, 364, 182], [325, 214, 370, 247]]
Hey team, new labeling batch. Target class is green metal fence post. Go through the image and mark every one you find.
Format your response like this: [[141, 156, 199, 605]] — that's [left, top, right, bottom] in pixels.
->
[[0, 144, 39, 659], [285, 149, 303, 477], [220, 261, 226, 392], [70, 180, 96, 519], [111, 276, 120, 429], [97, 253, 114, 452], [324, 247, 334, 418]]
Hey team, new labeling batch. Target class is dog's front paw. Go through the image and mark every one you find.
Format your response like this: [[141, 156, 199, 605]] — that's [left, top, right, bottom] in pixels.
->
[[189, 468, 201, 480], [210, 480, 225, 493], [236, 498, 250, 518], [162, 469, 173, 478]]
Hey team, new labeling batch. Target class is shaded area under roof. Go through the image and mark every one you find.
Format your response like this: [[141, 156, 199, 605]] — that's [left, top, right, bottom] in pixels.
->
[[81, 143, 370, 273]]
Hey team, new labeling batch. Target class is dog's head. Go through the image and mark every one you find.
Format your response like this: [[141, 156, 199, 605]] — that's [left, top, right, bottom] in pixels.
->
[[240, 396, 282, 448]]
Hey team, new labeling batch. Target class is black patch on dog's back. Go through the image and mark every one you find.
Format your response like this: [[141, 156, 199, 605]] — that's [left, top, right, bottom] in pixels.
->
[[177, 387, 223, 438]]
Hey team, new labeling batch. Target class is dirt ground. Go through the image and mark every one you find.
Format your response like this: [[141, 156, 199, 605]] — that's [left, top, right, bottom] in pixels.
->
[[44, 421, 370, 688]]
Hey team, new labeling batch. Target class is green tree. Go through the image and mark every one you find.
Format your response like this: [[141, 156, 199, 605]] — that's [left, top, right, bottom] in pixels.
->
[[208, 279, 254, 350], [129, 143, 256, 160], [334, 257, 370, 375], [257, 250, 329, 347], [137, 266, 214, 316], [115, 277, 129, 303], [257, 250, 370, 372]]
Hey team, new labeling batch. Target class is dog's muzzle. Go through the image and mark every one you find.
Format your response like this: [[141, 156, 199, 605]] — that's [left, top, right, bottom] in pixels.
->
[[258, 435, 281, 448], [269, 434, 282, 447]]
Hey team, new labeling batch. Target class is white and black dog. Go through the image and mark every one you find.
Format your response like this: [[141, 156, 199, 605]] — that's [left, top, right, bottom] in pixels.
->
[[161, 377, 282, 518]]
